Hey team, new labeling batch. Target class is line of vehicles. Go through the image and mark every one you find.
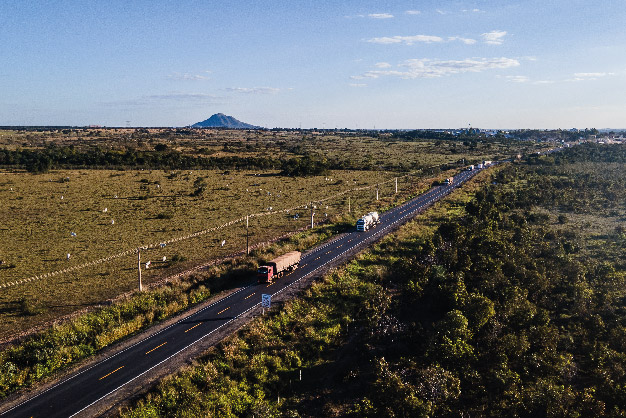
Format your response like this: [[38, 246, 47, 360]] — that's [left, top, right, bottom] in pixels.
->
[[255, 210, 382, 283], [256, 210, 382, 283], [257, 161, 493, 284]]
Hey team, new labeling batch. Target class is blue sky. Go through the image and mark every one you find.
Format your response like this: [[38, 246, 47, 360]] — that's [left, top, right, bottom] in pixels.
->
[[1, 0, 625, 129]]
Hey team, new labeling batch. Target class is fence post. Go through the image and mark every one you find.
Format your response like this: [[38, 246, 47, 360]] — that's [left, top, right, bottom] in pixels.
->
[[137, 248, 143, 292]]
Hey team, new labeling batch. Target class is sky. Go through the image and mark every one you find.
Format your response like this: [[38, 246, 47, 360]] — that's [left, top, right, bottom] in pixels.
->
[[1, 0, 625, 129]]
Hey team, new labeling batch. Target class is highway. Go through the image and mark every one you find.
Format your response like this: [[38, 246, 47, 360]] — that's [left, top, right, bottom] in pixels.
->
[[1, 166, 482, 418]]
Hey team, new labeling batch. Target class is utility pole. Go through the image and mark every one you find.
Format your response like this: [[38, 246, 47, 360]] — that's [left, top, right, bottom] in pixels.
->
[[348, 196, 351, 213], [376, 187, 379, 201], [310, 204, 315, 229], [395, 177, 398, 194], [137, 248, 143, 292], [246, 215, 249, 255]]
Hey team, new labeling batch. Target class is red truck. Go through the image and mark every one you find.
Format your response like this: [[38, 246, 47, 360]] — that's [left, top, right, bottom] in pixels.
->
[[257, 251, 302, 283]]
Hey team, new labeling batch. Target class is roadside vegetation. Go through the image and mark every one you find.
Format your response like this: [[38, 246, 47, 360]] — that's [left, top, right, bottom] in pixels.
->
[[114, 144, 626, 417], [0, 221, 347, 400], [0, 163, 448, 400]]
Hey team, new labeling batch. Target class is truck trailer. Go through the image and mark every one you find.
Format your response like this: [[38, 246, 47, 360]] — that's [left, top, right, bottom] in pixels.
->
[[444, 177, 454, 185], [257, 251, 301, 283], [356, 211, 380, 231]]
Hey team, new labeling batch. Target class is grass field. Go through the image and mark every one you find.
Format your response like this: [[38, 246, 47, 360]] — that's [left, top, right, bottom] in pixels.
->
[[0, 128, 541, 341], [0, 167, 441, 340]]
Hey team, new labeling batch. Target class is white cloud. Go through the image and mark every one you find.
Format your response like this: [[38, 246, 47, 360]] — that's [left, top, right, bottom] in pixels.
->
[[367, 34, 478, 46], [369, 13, 393, 19], [448, 36, 477, 45], [105, 92, 225, 107], [436, 9, 447, 15], [226, 87, 281, 94], [573, 72, 614, 78], [167, 72, 211, 81], [566, 72, 616, 82], [463, 8, 483, 13], [367, 35, 444, 45], [355, 57, 520, 80], [349, 83, 367, 87], [482, 30, 507, 45], [405, 10, 421, 15], [504, 75, 530, 83], [147, 93, 219, 101], [374, 62, 392, 68]]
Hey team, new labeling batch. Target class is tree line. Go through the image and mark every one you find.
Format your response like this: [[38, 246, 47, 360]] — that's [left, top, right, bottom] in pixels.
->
[[0, 146, 336, 176]]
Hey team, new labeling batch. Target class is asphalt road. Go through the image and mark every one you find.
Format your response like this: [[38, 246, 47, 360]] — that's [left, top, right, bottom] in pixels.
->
[[2, 166, 482, 418]]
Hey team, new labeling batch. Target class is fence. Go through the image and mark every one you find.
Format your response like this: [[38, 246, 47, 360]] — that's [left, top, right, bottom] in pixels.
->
[[0, 164, 448, 292]]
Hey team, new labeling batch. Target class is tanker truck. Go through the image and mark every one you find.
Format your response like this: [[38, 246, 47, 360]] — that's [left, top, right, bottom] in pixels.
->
[[356, 211, 380, 232], [257, 251, 301, 283]]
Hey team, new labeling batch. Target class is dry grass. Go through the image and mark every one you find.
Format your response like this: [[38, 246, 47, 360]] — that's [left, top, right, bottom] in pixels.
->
[[0, 127, 537, 340], [0, 168, 418, 338]]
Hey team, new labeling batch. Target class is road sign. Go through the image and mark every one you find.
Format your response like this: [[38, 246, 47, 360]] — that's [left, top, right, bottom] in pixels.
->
[[261, 294, 271, 308]]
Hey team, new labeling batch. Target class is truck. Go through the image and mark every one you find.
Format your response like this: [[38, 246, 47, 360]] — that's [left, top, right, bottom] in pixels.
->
[[483, 160, 492, 166], [257, 251, 301, 283], [476, 163, 484, 169], [444, 177, 454, 185], [356, 211, 380, 231], [467, 165, 475, 171]]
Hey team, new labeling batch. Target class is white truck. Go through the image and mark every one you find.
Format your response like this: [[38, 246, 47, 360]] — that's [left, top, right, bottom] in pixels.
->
[[467, 165, 475, 171], [356, 211, 380, 231], [444, 177, 454, 185]]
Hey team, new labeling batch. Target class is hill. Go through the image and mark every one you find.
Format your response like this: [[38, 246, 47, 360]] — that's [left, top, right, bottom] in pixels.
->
[[191, 113, 260, 129]]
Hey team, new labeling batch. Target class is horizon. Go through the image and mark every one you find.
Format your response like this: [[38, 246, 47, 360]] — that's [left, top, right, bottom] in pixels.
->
[[1, 1, 625, 129], [3, 125, 626, 132]]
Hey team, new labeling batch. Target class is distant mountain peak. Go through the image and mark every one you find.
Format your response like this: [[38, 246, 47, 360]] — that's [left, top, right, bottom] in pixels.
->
[[191, 114, 260, 129]]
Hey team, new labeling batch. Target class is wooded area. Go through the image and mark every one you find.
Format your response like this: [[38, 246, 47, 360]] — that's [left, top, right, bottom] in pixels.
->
[[116, 144, 626, 417]]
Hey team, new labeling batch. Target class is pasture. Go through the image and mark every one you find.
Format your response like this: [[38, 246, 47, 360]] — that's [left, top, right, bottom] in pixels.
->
[[0, 167, 423, 339], [0, 128, 541, 340]]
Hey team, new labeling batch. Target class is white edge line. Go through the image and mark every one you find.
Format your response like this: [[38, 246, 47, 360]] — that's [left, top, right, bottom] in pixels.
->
[[0, 284, 254, 416]]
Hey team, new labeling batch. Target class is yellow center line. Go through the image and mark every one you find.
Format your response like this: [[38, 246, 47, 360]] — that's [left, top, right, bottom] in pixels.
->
[[218, 306, 230, 315], [266, 282, 274, 287], [99, 365, 124, 381], [301, 263, 307, 268], [244, 292, 256, 300], [145, 341, 167, 355], [184, 322, 203, 333]]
